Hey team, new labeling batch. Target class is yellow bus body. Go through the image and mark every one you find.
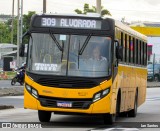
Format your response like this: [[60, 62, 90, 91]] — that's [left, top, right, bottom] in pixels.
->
[[24, 64, 147, 114]]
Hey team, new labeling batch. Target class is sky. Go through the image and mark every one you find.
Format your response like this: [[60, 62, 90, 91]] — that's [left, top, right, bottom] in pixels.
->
[[0, 0, 160, 22]]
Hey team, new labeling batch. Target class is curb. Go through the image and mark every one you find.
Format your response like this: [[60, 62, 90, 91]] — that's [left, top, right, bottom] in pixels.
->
[[0, 105, 14, 110]]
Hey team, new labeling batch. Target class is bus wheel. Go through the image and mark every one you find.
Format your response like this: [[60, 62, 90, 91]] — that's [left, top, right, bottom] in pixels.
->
[[38, 110, 51, 122], [103, 113, 116, 125], [128, 91, 138, 117], [119, 112, 128, 117]]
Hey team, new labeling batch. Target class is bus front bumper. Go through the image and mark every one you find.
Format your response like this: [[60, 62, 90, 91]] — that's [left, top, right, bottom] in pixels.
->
[[24, 88, 111, 114]]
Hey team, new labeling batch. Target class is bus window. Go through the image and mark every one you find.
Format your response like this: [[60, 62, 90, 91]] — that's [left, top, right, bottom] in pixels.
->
[[127, 35, 129, 63], [146, 43, 148, 65], [143, 42, 146, 66], [139, 41, 142, 65], [125, 34, 127, 63], [31, 33, 69, 74], [129, 36, 134, 63], [121, 32, 125, 62], [133, 38, 136, 64], [141, 42, 144, 65], [68, 36, 111, 77], [136, 39, 139, 65]]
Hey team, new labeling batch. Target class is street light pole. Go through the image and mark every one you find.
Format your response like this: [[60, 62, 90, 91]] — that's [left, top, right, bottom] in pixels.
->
[[11, 0, 14, 44], [96, 0, 101, 15], [20, 0, 23, 45], [17, 0, 20, 67], [43, 0, 47, 13]]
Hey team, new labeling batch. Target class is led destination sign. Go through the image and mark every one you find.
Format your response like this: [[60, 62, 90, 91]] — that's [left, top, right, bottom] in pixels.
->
[[41, 17, 102, 29]]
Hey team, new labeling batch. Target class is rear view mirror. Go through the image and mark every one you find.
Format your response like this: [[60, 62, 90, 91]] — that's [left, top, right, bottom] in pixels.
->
[[19, 31, 30, 57], [116, 46, 123, 60]]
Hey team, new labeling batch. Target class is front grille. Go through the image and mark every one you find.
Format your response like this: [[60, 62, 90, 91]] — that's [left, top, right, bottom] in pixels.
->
[[37, 77, 97, 88], [39, 96, 92, 109]]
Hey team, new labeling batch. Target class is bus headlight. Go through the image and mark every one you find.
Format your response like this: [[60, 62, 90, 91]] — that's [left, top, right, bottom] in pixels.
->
[[26, 84, 31, 93], [25, 84, 39, 99], [32, 89, 38, 98], [93, 88, 110, 102]]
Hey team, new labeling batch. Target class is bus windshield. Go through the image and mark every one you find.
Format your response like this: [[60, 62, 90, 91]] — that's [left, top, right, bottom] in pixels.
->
[[30, 33, 111, 78]]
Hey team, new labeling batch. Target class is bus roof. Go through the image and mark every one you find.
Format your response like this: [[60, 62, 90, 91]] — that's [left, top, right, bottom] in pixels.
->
[[115, 20, 147, 41]]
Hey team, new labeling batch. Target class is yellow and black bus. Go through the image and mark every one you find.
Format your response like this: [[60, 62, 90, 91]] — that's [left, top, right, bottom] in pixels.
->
[[20, 14, 147, 124]]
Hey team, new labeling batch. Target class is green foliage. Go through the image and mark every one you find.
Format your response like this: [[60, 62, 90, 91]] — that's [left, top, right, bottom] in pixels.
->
[[0, 22, 11, 43], [23, 11, 36, 33], [75, 3, 111, 16], [0, 11, 36, 44]]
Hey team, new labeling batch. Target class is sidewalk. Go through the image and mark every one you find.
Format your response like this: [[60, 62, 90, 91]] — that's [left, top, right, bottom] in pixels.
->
[[147, 82, 160, 87], [0, 86, 24, 97]]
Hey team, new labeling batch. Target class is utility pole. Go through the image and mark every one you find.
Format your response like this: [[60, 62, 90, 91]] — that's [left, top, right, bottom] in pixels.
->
[[17, 0, 23, 67], [43, 0, 47, 13], [96, 0, 101, 15], [11, 0, 15, 44], [17, 0, 20, 67]]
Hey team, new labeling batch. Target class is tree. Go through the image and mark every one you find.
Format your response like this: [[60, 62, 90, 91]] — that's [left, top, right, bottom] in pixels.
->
[[75, 3, 111, 16], [0, 11, 36, 44], [0, 22, 11, 43], [23, 11, 36, 33]]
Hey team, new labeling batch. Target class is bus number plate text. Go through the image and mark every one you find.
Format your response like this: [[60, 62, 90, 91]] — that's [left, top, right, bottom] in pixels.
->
[[57, 101, 72, 108]]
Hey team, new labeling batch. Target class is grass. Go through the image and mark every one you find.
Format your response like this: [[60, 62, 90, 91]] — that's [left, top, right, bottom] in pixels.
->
[[0, 71, 16, 80]]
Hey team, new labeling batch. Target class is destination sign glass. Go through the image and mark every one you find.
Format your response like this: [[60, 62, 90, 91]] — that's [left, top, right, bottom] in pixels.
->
[[40, 17, 102, 29]]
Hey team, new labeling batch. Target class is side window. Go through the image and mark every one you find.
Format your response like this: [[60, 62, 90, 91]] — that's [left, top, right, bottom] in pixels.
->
[[143, 42, 146, 66], [133, 38, 136, 64], [136, 39, 139, 65], [138, 40, 141, 65], [125, 34, 128, 63], [129, 36, 133, 63], [146, 43, 148, 65], [121, 32, 125, 62], [142, 42, 145, 65], [140, 41, 142, 65]]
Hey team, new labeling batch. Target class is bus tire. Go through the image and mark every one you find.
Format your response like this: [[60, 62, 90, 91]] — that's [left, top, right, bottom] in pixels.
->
[[38, 110, 51, 122], [103, 113, 116, 125], [119, 112, 128, 117], [103, 92, 119, 125], [127, 90, 138, 117]]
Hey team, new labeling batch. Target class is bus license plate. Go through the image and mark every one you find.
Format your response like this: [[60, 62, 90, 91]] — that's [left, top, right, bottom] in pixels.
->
[[57, 101, 72, 108]]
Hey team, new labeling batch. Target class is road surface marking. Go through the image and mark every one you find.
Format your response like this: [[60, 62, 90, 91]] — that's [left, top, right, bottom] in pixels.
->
[[91, 128, 139, 131]]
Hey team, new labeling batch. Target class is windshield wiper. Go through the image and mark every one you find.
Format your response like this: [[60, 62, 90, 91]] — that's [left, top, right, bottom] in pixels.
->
[[78, 34, 92, 55], [61, 41, 64, 62], [49, 31, 63, 51]]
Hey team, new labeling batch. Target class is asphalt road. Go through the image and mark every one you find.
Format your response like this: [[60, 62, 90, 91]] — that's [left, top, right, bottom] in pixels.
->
[[0, 80, 22, 88], [0, 96, 23, 108], [0, 88, 160, 130]]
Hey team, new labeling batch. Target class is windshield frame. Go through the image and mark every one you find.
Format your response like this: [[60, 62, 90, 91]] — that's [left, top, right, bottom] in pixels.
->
[[27, 32, 113, 78]]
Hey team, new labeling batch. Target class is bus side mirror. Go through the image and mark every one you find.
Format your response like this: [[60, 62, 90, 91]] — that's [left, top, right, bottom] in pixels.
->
[[116, 46, 123, 60], [19, 31, 30, 57]]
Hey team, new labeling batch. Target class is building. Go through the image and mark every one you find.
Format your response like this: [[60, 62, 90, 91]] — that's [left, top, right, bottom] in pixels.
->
[[130, 22, 160, 63], [0, 43, 17, 59], [0, 15, 11, 23]]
